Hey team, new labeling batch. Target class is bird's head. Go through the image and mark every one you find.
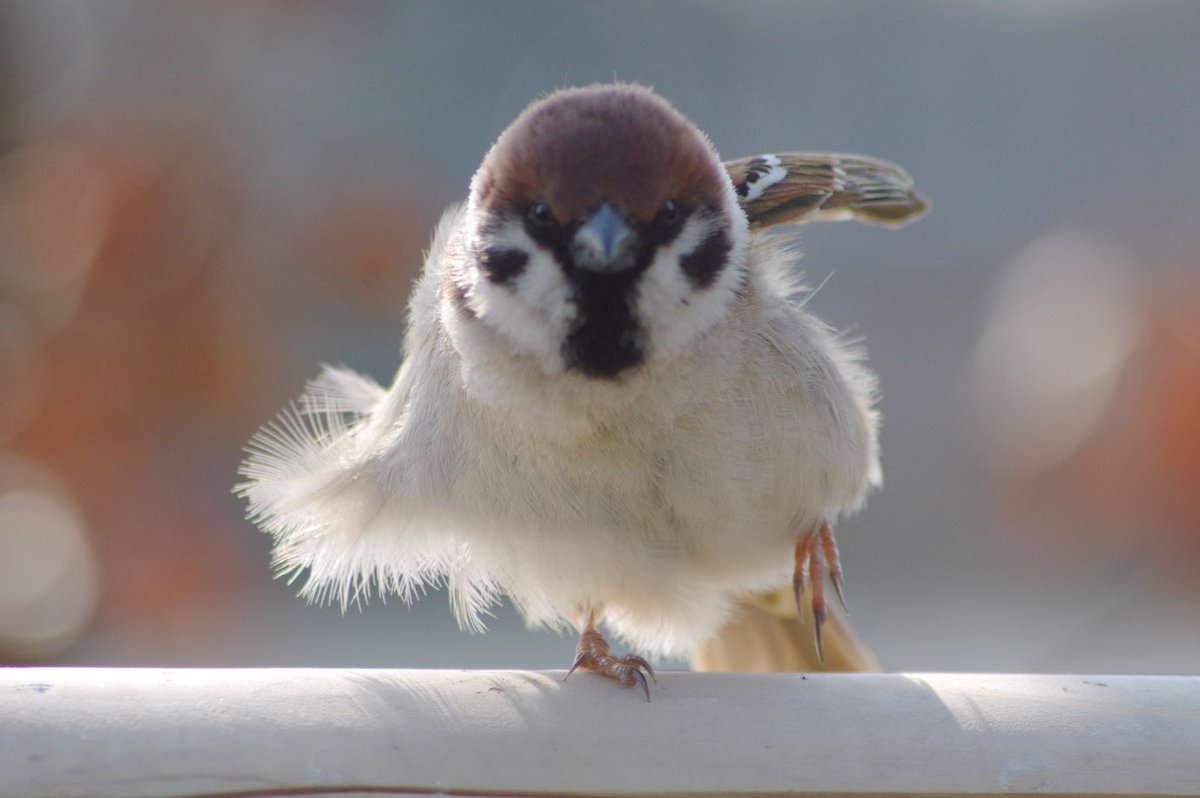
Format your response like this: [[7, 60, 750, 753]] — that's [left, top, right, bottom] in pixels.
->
[[451, 84, 749, 380]]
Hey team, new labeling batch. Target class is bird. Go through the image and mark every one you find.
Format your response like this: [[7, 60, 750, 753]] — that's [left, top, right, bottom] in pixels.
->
[[237, 83, 926, 698]]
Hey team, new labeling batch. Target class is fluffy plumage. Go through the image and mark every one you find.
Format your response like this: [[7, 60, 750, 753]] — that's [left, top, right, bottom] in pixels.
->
[[237, 83, 926, 665]]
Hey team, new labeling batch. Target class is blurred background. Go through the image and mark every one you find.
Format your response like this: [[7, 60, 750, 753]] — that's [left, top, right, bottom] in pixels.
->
[[1, 1, 1197, 672]]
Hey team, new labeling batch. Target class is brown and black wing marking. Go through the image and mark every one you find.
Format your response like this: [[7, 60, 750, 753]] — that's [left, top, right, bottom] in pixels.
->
[[725, 152, 928, 230]]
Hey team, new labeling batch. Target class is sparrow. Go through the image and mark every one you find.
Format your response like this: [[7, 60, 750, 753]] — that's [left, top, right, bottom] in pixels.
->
[[238, 83, 926, 698]]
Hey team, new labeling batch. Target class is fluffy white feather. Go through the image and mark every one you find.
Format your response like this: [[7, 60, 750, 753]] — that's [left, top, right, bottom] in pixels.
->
[[237, 205, 878, 657]]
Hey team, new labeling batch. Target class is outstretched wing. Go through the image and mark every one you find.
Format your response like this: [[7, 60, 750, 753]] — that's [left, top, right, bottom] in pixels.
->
[[725, 152, 928, 230]]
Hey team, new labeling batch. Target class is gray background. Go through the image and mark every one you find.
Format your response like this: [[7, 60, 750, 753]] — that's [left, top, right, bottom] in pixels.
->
[[4, 2, 1198, 673]]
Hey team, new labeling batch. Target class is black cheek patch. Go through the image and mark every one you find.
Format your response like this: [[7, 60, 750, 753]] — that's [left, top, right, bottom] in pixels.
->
[[478, 247, 529, 286], [679, 226, 731, 290]]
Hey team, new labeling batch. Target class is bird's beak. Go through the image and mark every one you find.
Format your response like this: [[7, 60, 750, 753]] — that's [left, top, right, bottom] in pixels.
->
[[571, 202, 637, 274]]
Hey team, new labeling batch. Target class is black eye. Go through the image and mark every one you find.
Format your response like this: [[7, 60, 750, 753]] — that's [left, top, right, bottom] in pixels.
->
[[650, 199, 684, 240], [527, 201, 555, 228], [655, 199, 682, 228]]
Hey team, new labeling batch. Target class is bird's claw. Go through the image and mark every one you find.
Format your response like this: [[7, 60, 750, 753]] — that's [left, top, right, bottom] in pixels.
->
[[565, 625, 656, 701], [793, 520, 848, 663]]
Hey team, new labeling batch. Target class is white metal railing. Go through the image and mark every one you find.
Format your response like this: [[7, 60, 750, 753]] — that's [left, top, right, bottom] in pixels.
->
[[3, 668, 1198, 797]]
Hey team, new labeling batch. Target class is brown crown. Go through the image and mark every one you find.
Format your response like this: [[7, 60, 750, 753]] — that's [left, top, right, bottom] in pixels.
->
[[472, 84, 726, 224]]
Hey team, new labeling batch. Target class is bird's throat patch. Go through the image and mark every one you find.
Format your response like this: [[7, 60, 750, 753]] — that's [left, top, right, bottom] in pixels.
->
[[562, 271, 644, 379]]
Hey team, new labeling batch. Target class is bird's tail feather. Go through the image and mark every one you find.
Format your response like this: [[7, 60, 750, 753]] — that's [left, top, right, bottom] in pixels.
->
[[690, 585, 880, 672]]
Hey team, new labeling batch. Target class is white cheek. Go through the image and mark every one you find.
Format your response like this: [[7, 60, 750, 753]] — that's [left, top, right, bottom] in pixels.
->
[[464, 225, 573, 374], [637, 216, 747, 358]]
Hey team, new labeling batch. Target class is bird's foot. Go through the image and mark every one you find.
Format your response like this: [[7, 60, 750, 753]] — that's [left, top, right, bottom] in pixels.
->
[[793, 519, 849, 663], [565, 623, 656, 701]]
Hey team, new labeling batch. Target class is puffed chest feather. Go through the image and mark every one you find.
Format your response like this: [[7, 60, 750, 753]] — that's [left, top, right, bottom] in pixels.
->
[[384, 233, 872, 582], [400, 361, 792, 568], [242, 214, 879, 656]]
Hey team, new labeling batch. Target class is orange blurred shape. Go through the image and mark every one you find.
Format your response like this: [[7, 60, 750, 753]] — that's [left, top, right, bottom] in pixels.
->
[[1141, 275, 1200, 558], [310, 187, 434, 311], [970, 230, 1200, 580], [4, 113, 438, 660], [5, 126, 268, 656], [12, 130, 262, 457]]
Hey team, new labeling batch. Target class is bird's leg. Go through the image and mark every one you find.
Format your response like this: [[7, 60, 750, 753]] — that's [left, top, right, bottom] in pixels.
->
[[564, 608, 656, 701], [793, 520, 849, 662]]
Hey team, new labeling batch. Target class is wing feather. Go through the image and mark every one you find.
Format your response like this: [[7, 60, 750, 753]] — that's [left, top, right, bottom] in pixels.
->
[[725, 152, 928, 230]]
